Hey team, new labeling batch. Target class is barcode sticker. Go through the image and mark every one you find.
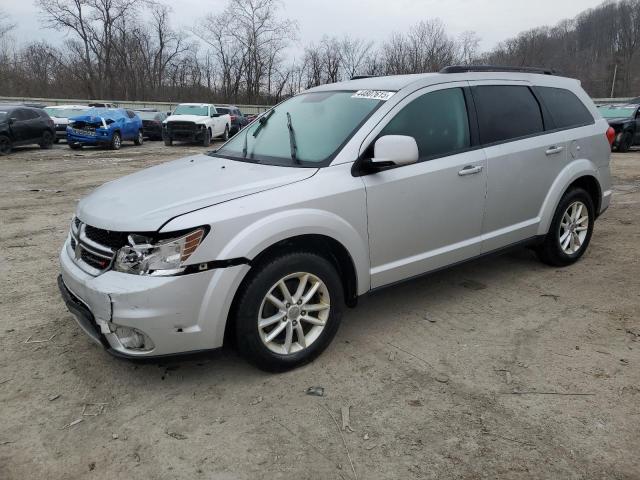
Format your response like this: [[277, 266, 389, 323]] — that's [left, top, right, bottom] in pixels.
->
[[352, 90, 395, 101]]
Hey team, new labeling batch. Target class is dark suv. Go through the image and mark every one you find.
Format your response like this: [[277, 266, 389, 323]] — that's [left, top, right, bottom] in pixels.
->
[[0, 105, 56, 155], [215, 106, 248, 135], [598, 103, 640, 152]]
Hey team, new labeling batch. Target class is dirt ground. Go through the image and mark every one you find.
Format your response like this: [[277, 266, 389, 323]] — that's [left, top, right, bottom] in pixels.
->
[[0, 139, 638, 480]]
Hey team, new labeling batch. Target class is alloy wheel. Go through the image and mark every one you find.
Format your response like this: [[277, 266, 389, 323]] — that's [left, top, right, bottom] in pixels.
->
[[258, 272, 330, 355], [558, 201, 589, 254]]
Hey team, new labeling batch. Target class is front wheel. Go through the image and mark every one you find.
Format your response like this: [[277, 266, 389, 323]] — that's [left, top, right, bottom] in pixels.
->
[[39, 131, 53, 149], [536, 188, 595, 266], [202, 128, 211, 147], [110, 132, 122, 150], [0, 135, 12, 155], [235, 252, 344, 372], [134, 130, 144, 146], [617, 131, 633, 153]]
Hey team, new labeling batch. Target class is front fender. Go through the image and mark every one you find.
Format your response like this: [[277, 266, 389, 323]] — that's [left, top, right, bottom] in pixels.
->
[[217, 208, 370, 294], [537, 158, 603, 236]]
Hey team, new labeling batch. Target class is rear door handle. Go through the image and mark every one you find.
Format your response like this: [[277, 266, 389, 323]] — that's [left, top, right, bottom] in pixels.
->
[[545, 146, 564, 155], [458, 165, 483, 176]]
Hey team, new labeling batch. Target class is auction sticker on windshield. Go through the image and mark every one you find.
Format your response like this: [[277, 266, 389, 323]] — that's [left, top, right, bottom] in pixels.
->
[[352, 90, 395, 101]]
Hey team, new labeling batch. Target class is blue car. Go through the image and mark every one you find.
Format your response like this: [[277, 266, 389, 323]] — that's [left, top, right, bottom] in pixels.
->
[[66, 108, 143, 150]]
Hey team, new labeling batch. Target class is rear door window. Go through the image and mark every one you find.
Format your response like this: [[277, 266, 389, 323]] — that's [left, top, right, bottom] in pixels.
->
[[535, 87, 594, 129], [473, 85, 544, 145], [379, 87, 471, 160]]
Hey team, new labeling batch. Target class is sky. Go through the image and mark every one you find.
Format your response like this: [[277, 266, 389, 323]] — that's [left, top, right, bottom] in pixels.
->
[[3, 0, 606, 56]]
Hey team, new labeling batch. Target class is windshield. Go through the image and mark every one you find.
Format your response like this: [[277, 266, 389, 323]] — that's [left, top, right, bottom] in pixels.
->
[[173, 105, 208, 116], [44, 107, 90, 118], [214, 91, 384, 167], [598, 106, 636, 119], [136, 111, 158, 120], [0, 111, 7, 121]]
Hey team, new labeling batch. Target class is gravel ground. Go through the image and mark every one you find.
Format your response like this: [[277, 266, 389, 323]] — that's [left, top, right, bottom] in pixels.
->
[[0, 140, 639, 479]]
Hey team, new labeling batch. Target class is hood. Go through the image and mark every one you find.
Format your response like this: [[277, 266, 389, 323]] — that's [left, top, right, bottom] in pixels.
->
[[606, 117, 632, 126], [77, 154, 317, 231], [164, 114, 209, 124]]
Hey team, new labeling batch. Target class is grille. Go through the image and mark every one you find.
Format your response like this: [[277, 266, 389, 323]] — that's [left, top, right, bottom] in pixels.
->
[[81, 249, 111, 270], [69, 219, 119, 275], [167, 121, 197, 131], [84, 225, 129, 250]]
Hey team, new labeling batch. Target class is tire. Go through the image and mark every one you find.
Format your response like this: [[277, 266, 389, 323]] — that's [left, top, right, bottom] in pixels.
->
[[110, 132, 122, 150], [235, 251, 344, 372], [54, 138, 60, 144], [617, 131, 633, 153], [222, 125, 229, 142], [0, 135, 12, 155], [134, 130, 144, 146], [69, 143, 82, 150], [536, 187, 595, 267], [164, 137, 173, 146], [202, 128, 211, 147], [39, 130, 53, 149]]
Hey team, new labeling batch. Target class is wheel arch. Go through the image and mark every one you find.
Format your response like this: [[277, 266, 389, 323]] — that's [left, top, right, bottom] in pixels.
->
[[537, 159, 603, 236], [223, 233, 360, 346]]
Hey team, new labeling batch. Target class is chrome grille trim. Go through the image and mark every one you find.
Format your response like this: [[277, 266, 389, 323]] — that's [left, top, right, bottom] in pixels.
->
[[69, 219, 117, 275]]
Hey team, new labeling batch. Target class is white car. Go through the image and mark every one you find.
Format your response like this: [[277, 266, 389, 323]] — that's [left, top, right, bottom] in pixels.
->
[[43, 105, 91, 143], [163, 103, 231, 146]]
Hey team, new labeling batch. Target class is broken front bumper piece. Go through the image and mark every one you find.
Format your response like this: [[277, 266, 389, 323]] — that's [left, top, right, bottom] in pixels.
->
[[58, 238, 249, 358]]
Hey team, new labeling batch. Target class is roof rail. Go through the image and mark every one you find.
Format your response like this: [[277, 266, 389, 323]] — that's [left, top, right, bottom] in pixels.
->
[[351, 75, 377, 80], [439, 65, 557, 75]]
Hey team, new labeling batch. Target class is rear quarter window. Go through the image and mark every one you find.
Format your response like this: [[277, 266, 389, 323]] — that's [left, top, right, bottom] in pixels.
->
[[535, 87, 594, 129], [473, 85, 544, 145]]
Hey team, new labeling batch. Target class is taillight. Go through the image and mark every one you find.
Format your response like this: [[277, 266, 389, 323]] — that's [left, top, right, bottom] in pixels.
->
[[606, 127, 616, 146], [230, 115, 237, 121]]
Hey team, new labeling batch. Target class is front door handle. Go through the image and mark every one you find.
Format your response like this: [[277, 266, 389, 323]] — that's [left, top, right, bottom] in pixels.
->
[[458, 165, 483, 176], [545, 146, 564, 155]]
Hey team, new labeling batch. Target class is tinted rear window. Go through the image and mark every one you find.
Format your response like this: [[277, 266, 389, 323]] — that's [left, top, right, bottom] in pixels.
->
[[537, 87, 593, 129], [473, 85, 544, 144]]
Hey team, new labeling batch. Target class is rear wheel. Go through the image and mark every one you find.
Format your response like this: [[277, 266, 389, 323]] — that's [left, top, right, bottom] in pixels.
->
[[110, 132, 122, 150], [235, 252, 344, 372], [39, 131, 53, 149], [0, 135, 12, 155], [222, 125, 229, 141], [134, 130, 144, 146], [536, 188, 595, 266]]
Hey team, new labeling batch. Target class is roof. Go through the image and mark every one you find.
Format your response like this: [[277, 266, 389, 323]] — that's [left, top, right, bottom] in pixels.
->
[[306, 71, 579, 94], [45, 105, 90, 109]]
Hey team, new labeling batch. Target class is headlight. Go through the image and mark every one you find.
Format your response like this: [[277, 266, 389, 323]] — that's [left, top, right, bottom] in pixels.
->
[[114, 228, 205, 276]]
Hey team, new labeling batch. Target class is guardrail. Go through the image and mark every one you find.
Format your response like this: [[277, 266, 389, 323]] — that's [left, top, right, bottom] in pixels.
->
[[593, 97, 634, 104], [0, 96, 271, 114], [2, 95, 636, 112]]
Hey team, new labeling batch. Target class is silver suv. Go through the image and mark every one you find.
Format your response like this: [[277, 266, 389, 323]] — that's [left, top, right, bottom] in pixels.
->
[[58, 66, 612, 371]]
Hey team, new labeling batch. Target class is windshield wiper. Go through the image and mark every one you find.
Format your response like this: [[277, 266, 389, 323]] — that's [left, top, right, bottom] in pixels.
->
[[252, 109, 275, 138], [243, 108, 275, 158], [286, 112, 299, 164]]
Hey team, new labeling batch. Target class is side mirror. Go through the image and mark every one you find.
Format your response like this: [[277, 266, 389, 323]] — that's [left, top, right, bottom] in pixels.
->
[[371, 135, 419, 167]]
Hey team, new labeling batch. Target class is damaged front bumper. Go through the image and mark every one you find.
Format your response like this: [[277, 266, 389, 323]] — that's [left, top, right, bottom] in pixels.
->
[[58, 239, 249, 358]]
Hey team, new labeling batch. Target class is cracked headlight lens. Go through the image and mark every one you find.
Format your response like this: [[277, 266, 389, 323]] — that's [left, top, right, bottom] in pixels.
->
[[114, 228, 205, 276]]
